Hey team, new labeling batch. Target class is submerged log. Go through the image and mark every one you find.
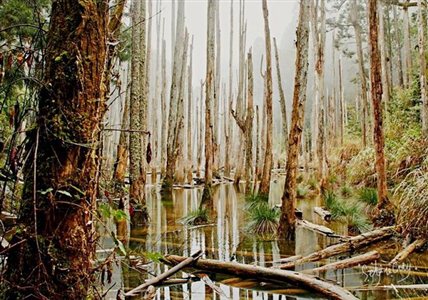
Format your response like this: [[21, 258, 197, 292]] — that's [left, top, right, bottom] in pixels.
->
[[125, 250, 203, 296], [390, 239, 426, 265], [304, 251, 380, 274], [314, 207, 332, 221], [276, 226, 395, 270], [297, 219, 335, 235], [163, 254, 358, 300]]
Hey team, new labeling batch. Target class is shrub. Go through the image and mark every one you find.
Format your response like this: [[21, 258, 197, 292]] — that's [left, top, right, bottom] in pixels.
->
[[246, 202, 280, 235], [358, 188, 378, 206]]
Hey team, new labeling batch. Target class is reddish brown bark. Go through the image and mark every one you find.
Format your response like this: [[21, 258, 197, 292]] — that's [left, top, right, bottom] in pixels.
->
[[368, 0, 395, 227], [5, 1, 108, 298]]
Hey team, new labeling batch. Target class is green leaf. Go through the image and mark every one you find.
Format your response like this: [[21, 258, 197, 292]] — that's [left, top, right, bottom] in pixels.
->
[[144, 252, 163, 263], [114, 209, 129, 222], [57, 190, 72, 197], [98, 203, 111, 218], [111, 231, 127, 256], [39, 188, 53, 195]]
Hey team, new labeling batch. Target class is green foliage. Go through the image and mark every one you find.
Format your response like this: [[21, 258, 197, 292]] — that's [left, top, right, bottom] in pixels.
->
[[347, 147, 376, 186], [358, 188, 378, 206], [340, 185, 353, 198], [246, 202, 280, 236], [245, 193, 268, 210], [179, 208, 209, 226], [296, 185, 308, 198], [144, 252, 163, 263], [323, 190, 372, 234], [98, 203, 129, 222]]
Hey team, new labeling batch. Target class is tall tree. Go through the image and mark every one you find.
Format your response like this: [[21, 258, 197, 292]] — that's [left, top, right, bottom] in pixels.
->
[[225, 0, 234, 178], [129, 0, 146, 207], [202, 0, 215, 202], [368, 0, 395, 227], [5, 0, 108, 297], [278, 0, 310, 240], [259, 0, 273, 196]]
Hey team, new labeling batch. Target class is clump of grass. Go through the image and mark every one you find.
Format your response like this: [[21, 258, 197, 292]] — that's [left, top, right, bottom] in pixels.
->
[[358, 187, 378, 206], [179, 208, 208, 226], [323, 190, 372, 234], [340, 185, 353, 198], [297, 185, 308, 199], [347, 148, 377, 186], [245, 193, 269, 210], [246, 202, 280, 235], [395, 163, 428, 239], [307, 177, 318, 190]]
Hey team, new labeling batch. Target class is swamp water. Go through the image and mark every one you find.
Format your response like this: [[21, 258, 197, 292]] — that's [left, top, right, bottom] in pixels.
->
[[98, 175, 428, 299]]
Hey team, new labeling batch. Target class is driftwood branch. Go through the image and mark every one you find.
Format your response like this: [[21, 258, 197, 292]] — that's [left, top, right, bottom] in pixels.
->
[[390, 239, 426, 265], [304, 251, 380, 274], [275, 226, 396, 270], [162, 254, 358, 300], [125, 250, 203, 296]]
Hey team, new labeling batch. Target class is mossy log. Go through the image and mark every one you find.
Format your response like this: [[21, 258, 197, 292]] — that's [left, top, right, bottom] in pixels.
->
[[163, 254, 358, 300]]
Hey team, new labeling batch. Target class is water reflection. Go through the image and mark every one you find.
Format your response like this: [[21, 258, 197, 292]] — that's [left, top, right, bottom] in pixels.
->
[[99, 180, 428, 299]]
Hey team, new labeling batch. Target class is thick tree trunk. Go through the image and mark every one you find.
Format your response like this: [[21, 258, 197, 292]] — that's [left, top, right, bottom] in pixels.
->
[[278, 0, 311, 240], [273, 37, 288, 158], [418, 0, 428, 137], [259, 0, 273, 196], [202, 0, 215, 202], [368, 0, 396, 227], [5, 1, 108, 298]]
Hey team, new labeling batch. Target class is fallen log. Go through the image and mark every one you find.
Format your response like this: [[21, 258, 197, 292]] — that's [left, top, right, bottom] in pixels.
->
[[348, 284, 428, 291], [390, 239, 426, 265], [297, 219, 335, 236], [314, 207, 332, 221], [163, 254, 358, 300], [125, 250, 203, 297], [303, 251, 380, 274], [275, 226, 395, 270]]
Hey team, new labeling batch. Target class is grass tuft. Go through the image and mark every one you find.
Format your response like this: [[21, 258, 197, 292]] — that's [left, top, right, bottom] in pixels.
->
[[179, 208, 209, 226], [246, 202, 280, 235], [358, 187, 378, 206]]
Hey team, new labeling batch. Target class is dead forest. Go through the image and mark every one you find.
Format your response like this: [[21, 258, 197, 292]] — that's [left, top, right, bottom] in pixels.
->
[[0, 0, 428, 299]]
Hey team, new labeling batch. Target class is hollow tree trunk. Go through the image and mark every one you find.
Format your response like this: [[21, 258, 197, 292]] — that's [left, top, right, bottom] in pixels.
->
[[278, 0, 311, 241], [368, 0, 396, 227], [5, 1, 108, 298], [259, 0, 273, 196]]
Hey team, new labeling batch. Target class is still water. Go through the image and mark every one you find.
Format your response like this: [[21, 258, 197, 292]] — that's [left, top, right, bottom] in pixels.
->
[[98, 176, 428, 299]]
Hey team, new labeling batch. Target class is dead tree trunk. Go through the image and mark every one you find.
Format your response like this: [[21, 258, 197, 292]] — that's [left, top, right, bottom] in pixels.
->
[[186, 37, 194, 183], [164, 0, 185, 188], [259, 0, 273, 196], [160, 25, 167, 176], [278, 0, 311, 240], [130, 0, 145, 206], [5, 1, 108, 297], [273, 37, 288, 159], [418, 0, 428, 137], [202, 0, 215, 202], [368, 0, 396, 227], [245, 50, 254, 194], [225, 0, 234, 178], [402, 2, 412, 87], [351, 0, 369, 148], [213, 0, 221, 176]]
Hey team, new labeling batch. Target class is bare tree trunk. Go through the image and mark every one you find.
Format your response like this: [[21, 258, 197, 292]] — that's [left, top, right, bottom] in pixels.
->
[[225, 0, 234, 178], [368, 0, 396, 227], [202, 0, 215, 202], [315, 0, 326, 191], [278, 0, 311, 240], [5, 1, 108, 297], [378, 2, 390, 120], [338, 56, 345, 146], [351, 0, 369, 147], [254, 105, 260, 190], [393, 5, 404, 87], [402, 2, 412, 87], [259, 0, 273, 196], [164, 0, 185, 188], [160, 32, 167, 176], [213, 0, 221, 176], [418, 0, 428, 137], [273, 37, 288, 160], [146, 0, 153, 184], [244, 50, 254, 194], [140, 0, 148, 187], [186, 37, 194, 183], [197, 81, 205, 178], [130, 0, 145, 207]]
